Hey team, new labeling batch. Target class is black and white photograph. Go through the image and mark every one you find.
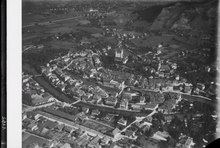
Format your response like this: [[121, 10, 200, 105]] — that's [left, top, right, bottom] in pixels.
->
[[4, 0, 220, 148]]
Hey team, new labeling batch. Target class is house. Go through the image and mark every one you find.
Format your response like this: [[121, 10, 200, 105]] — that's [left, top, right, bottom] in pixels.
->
[[93, 87, 108, 98], [184, 137, 194, 148], [74, 128, 83, 135], [117, 117, 127, 127], [55, 124, 65, 132], [181, 83, 192, 93], [26, 89, 38, 96], [176, 135, 195, 148], [60, 143, 72, 148], [50, 64, 58, 71], [76, 136, 90, 147], [105, 97, 117, 106], [197, 83, 205, 90], [112, 128, 121, 136], [120, 100, 128, 109], [87, 136, 101, 148], [125, 130, 134, 138], [164, 115, 173, 123], [42, 93, 55, 102], [44, 120, 58, 130], [31, 94, 44, 104], [58, 83, 67, 92], [81, 140, 90, 147], [131, 104, 141, 111], [103, 114, 115, 124], [171, 63, 177, 69], [91, 109, 100, 116], [141, 124, 151, 133], [102, 81, 115, 88], [139, 121, 152, 129], [158, 72, 165, 78], [76, 112, 87, 121], [140, 96, 146, 104], [115, 48, 124, 61], [67, 78, 77, 86], [40, 127, 50, 136], [151, 131, 170, 141], [110, 80, 120, 88], [26, 112, 36, 119], [63, 126, 73, 133], [34, 114, 42, 120], [27, 122, 38, 131], [31, 93, 55, 106], [81, 107, 89, 114], [22, 112, 27, 120], [22, 75, 31, 83], [159, 65, 170, 73], [64, 75, 71, 82], [144, 116, 153, 123], [124, 92, 139, 103]]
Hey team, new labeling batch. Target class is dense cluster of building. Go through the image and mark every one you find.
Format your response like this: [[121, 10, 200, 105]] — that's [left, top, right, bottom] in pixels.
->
[[22, 73, 56, 106], [22, 45, 216, 148], [22, 1, 218, 147], [39, 48, 180, 112], [23, 97, 199, 148], [22, 105, 112, 148]]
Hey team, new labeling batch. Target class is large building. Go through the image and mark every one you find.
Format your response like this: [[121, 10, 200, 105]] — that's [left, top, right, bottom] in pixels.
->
[[115, 48, 124, 61]]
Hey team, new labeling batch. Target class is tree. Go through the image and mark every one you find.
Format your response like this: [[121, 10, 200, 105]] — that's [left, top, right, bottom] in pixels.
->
[[22, 93, 33, 106]]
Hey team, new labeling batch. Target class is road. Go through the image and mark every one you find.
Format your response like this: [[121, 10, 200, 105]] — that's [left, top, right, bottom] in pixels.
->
[[22, 102, 56, 112], [23, 64, 152, 117], [113, 105, 158, 142], [23, 63, 215, 118], [131, 86, 216, 107], [36, 110, 113, 139], [22, 16, 81, 28]]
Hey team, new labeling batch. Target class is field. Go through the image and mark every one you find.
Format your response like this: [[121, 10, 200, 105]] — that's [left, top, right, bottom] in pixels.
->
[[131, 35, 174, 47], [21, 1, 218, 147], [22, 132, 49, 148]]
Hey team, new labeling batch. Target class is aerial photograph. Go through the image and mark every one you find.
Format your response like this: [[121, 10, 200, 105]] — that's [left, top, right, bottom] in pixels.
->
[[22, 0, 219, 148]]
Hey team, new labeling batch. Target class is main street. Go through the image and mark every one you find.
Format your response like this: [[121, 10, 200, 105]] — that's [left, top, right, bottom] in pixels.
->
[[22, 102, 56, 112], [36, 110, 113, 139], [130, 86, 216, 107], [23, 63, 216, 118]]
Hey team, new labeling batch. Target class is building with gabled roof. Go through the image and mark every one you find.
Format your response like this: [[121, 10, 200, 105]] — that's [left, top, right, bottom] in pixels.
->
[[105, 97, 117, 106], [87, 135, 101, 148], [117, 117, 127, 127]]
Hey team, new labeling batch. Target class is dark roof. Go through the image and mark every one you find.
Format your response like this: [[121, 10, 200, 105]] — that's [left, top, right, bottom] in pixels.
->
[[125, 130, 133, 137], [160, 65, 170, 71], [44, 120, 58, 129], [63, 126, 72, 132]]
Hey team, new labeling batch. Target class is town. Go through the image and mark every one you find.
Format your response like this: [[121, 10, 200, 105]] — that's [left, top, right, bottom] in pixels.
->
[[22, 0, 218, 148]]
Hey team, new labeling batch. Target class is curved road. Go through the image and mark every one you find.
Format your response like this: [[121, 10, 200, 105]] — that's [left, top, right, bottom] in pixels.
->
[[23, 63, 216, 118], [23, 64, 152, 116]]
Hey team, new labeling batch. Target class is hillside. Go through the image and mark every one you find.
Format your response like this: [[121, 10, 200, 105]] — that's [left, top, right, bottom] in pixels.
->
[[149, 0, 217, 31]]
